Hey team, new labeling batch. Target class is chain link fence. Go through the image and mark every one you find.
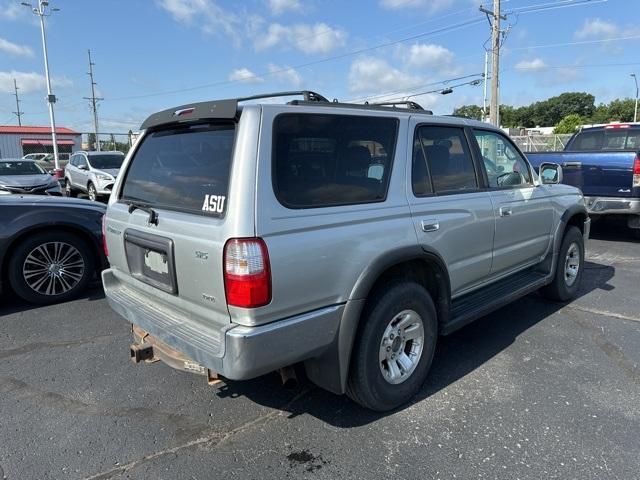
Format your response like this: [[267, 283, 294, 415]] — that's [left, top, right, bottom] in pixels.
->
[[80, 132, 139, 154], [511, 134, 573, 153]]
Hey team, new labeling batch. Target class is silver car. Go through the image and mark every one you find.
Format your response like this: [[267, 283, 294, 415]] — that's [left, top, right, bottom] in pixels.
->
[[0, 159, 62, 196], [64, 151, 125, 201], [102, 91, 590, 411]]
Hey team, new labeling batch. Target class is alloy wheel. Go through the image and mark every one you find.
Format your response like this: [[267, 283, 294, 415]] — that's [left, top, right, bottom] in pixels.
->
[[22, 241, 85, 296]]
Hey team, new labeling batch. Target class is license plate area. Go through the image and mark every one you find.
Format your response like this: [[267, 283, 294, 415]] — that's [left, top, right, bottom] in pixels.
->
[[124, 229, 177, 294]]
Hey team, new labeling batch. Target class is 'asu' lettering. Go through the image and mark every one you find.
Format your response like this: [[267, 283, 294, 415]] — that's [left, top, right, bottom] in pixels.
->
[[201, 195, 226, 214]]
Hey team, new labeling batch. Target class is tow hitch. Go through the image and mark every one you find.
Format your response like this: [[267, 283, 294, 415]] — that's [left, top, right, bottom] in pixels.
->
[[130, 343, 154, 363]]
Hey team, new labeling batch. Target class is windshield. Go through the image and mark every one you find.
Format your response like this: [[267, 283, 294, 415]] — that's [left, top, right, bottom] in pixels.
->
[[89, 154, 125, 170], [0, 161, 45, 175], [120, 123, 234, 216]]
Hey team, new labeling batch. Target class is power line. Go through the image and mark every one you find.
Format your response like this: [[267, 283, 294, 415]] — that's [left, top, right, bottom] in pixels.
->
[[105, 17, 486, 101], [12, 78, 24, 126]]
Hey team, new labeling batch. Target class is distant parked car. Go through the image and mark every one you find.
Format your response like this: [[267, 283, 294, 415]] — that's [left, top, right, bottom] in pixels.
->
[[0, 159, 62, 196], [0, 195, 107, 304], [22, 152, 70, 171], [64, 151, 125, 201]]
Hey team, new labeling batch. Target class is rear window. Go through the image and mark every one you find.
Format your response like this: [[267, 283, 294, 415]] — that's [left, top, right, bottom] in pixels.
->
[[121, 123, 234, 216], [273, 113, 398, 208], [89, 154, 125, 170], [570, 129, 640, 151]]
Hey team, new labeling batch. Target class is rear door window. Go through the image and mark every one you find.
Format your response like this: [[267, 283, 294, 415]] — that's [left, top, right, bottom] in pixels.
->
[[120, 123, 235, 216], [273, 113, 398, 208]]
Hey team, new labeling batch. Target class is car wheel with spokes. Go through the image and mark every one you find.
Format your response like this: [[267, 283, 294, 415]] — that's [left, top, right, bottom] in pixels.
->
[[87, 182, 98, 202], [7, 231, 94, 305], [65, 179, 76, 197], [347, 280, 437, 411]]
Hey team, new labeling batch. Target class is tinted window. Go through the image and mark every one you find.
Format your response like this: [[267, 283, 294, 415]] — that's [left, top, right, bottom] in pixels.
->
[[474, 130, 532, 188], [121, 123, 234, 216], [88, 154, 125, 170], [570, 128, 640, 151], [413, 126, 477, 194], [273, 114, 398, 208], [0, 161, 45, 175]]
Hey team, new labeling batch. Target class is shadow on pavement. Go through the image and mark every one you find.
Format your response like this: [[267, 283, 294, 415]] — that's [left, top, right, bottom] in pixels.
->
[[219, 258, 615, 427], [0, 284, 105, 316], [589, 217, 639, 243]]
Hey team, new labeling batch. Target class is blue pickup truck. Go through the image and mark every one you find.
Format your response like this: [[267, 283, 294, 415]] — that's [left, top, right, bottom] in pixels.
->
[[527, 124, 640, 237]]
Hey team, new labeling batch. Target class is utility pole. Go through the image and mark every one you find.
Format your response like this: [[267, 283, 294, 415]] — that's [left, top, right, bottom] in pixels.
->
[[22, 0, 61, 170], [83, 49, 103, 151], [480, 0, 506, 127], [12, 78, 24, 126], [482, 51, 489, 122], [632, 74, 639, 123]]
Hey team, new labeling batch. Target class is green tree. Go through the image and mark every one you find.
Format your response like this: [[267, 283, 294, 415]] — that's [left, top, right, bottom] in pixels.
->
[[452, 104, 483, 120], [554, 114, 583, 134]]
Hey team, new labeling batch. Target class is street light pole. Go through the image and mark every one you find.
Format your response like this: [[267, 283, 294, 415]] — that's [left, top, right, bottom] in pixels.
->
[[22, 0, 61, 171], [632, 74, 639, 123]]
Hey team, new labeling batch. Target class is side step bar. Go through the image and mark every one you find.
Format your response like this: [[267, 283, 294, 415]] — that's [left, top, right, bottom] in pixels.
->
[[442, 270, 548, 335]]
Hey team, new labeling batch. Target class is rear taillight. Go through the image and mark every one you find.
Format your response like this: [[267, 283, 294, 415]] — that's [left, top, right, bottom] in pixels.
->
[[224, 238, 271, 308], [101, 215, 109, 257], [633, 155, 640, 188]]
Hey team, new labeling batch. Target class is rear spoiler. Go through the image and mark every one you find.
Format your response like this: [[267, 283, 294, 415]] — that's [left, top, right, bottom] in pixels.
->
[[140, 90, 329, 130]]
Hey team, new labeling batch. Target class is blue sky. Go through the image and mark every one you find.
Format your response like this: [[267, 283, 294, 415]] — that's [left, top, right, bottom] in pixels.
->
[[0, 0, 638, 132]]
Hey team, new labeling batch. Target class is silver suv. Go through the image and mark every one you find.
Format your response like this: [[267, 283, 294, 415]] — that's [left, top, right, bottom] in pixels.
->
[[65, 151, 125, 201], [102, 91, 590, 411]]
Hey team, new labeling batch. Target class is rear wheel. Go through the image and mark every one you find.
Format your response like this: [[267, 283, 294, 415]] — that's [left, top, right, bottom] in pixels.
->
[[8, 231, 94, 305], [347, 281, 437, 411], [87, 182, 98, 202], [541, 226, 584, 302]]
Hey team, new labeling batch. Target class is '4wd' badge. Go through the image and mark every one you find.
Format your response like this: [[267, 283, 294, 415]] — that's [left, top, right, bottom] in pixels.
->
[[202, 195, 226, 214]]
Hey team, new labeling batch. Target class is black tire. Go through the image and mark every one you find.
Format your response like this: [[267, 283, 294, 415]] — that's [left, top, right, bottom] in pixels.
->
[[346, 281, 438, 411], [7, 231, 95, 305], [541, 226, 584, 302], [87, 182, 98, 202], [65, 179, 76, 197]]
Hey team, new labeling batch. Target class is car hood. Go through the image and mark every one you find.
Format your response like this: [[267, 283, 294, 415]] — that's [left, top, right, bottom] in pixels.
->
[[95, 168, 120, 178], [0, 193, 106, 212], [0, 174, 53, 187]]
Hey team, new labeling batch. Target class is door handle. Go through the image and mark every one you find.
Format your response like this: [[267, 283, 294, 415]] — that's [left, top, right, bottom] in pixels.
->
[[499, 207, 512, 217], [421, 219, 440, 232], [562, 161, 582, 168]]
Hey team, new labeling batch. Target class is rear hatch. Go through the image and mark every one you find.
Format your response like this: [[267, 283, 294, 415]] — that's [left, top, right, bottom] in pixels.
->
[[563, 126, 640, 197], [104, 121, 237, 332]]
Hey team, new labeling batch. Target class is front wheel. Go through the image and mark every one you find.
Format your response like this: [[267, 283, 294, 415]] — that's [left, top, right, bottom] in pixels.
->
[[87, 182, 98, 202], [347, 281, 438, 411], [65, 179, 76, 197], [7, 231, 95, 305], [541, 226, 584, 302]]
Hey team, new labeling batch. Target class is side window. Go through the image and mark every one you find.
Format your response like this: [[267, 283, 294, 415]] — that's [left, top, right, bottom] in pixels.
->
[[474, 130, 532, 188], [273, 114, 398, 208], [77, 155, 87, 168], [69, 155, 77, 166], [412, 125, 477, 195]]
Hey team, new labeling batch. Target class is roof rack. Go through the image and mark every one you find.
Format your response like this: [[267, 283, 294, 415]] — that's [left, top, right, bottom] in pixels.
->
[[365, 100, 426, 111], [140, 90, 330, 130]]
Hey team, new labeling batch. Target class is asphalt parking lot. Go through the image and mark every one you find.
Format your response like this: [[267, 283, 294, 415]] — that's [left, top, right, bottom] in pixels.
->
[[1, 220, 639, 480]]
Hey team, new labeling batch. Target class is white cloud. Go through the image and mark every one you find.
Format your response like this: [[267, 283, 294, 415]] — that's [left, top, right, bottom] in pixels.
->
[[574, 18, 619, 39], [267, 63, 302, 87], [379, 0, 454, 14], [0, 71, 72, 94], [255, 22, 347, 54], [0, 1, 24, 21], [400, 43, 459, 75], [348, 56, 422, 94], [156, 0, 240, 40], [0, 37, 33, 57], [515, 58, 547, 72], [268, 0, 302, 15], [228, 68, 264, 84]]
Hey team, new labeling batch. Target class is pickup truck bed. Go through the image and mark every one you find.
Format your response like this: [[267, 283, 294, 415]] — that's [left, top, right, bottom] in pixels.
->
[[526, 124, 640, 234]]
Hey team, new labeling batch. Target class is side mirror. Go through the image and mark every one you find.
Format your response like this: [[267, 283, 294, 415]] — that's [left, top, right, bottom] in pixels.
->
[[47, 170, 54, 175], [78, 164, 88, 170], [540, 163, 563, 184]]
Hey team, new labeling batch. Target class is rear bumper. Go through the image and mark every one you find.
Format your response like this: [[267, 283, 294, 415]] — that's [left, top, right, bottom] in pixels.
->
[[102, 268, 343, 380], [584, 196, 640, 215]]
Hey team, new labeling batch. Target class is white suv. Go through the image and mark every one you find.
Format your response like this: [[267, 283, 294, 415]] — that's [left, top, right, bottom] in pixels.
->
[[65, 151, 125, 201]]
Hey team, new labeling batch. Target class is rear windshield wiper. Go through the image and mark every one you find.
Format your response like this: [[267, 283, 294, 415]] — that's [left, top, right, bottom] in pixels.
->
[[124, 200, 158, 225]]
